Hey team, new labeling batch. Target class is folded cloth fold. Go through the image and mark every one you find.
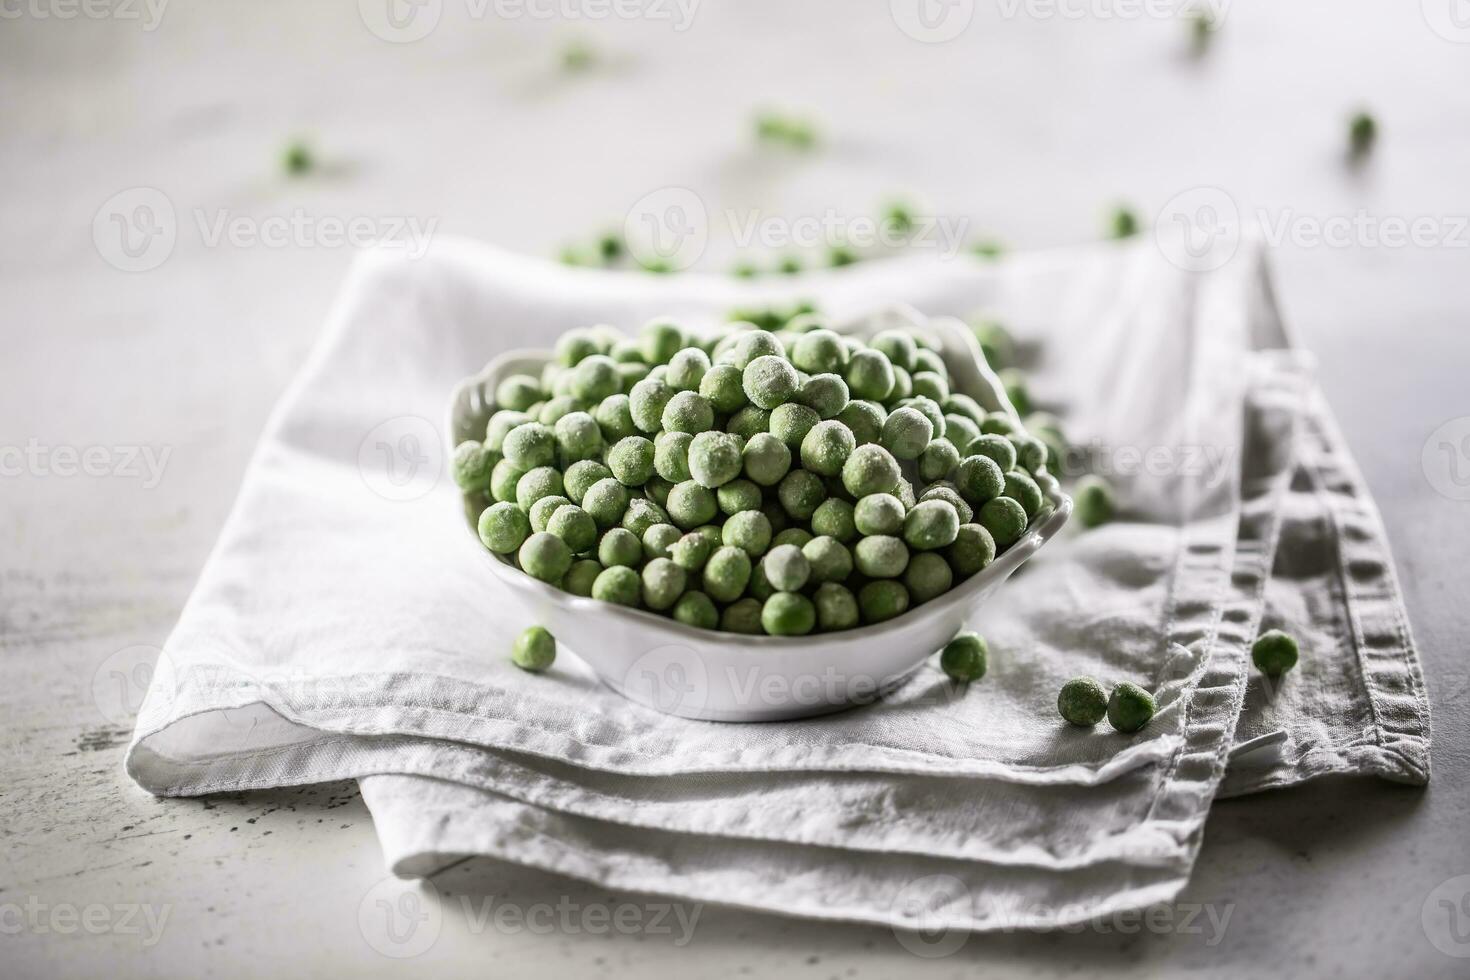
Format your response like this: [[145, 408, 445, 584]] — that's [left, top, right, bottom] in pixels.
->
[[126, 237, 1429, 931]]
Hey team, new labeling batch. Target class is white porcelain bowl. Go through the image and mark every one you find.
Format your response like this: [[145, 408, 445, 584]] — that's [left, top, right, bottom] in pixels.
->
[[448, 307, 1070, 721]]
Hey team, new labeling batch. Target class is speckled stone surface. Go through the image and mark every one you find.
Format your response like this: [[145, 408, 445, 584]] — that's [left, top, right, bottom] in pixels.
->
[[3, 2, 1468, 976]]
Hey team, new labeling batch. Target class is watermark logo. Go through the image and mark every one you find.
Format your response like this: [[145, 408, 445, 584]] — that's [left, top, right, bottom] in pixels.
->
[[359, 876, 443, 958], [91, 645, 164, 727], [624, 187, 708, 272], [0, 0, 169, 30], [890, 0, 975, 43], [358, 0, 443, 42], [890, 874, 971, 957], [1421, 0, 1470, 43], [0, 439, 173, 488], [93, 187, 176, 273], [1154, 186, 1241, 272], [616, 643, 711, 718], [1423, 874, 1470, 958], [1423, 417, 1470, 501], [0, 897, 171, 946], [358, 416, 444, 502]]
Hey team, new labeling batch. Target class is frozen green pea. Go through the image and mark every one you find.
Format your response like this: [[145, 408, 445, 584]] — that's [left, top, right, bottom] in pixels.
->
[[1036, 470, 1062, 499], [570, 354, 620, 402], [529, 494, 571, 532], [592, 564, 641, 607], [516, 466, 565, 512], [761, 500, 789, 536], [769, 402, 820, 449], [762, 592, 816, 636], [496, 375, 543, 412], [662, 390, 715, 434], [772, 527, 812, 549], [486, 410, 532, 451], [946, 393, 986, 425], [747, 558, 775, 601], [562, 559, 603, 597], [919, 485, 972, 524], [978, 496, 1028, 549], [502, 422, 556, 470], [742, 433, 791, 486], [881, 406, 933, 461], [803, 535, 853, 584], [1074, 475, 1115, 528], [801, 420, 856, 477], [721, 597, 765, 634], [666, 480, 718, 529], [547, 505, 596, 553], [665, 347, 710, 392], [778, 469, 826, 520], [980, 412, 1016, 436], [645, 475, 674, 506], [732, 330, 785, 369], [895, 479, 918, 510], [640, 320, 685, 365], [1057, 677, 1107, 726], [537, 396, 583, 426], [629, 377, 675, 433], [1251, 629, 1299, 677], [1107, 683, 1155, 733], [490, 458, 526, 503], [1011, 434, 1048, 475], [940, 632, 987, 682], [998, 368, 1031, 417], [859, 580, 909, 623], [703, 546, 753, 603], [610, 338, 644, 364], [453, 440, 497, 491], [971, 434, 1018, 473], [764, 543, 810, 592], [594, 394, 638, 442], [904, 552, 952, 603], [518, 531, 573, 583], [798, 373, 850, 420], [855, 535, 909, 578], [478, 501, 531, 554], [669, 531, 714, 571], [722, 509, 773, 557], [564, 460, 612, 504], [842, 443, 901, 498], [947, 523, 996, 577], [654, 430, 693, 483], [1002, 470, 1044, 519], [642, 523, 682, 561], [811, 498, 857, 541], [1349, 110, 1376, 158], [837, 399, 886, 446], [887, 366, 913, 405], [555, 329, 601, 367], [598, 527, 642, 567], [717, 478, 762, 515], [903, 499, 960, 551], [910, 371, 949, 404], [672, 590, 718, 629], [944, 414, 980, 455], [913, 347, 946, 377], [905, 396, 945, 439], [512, 625, 556, 671], [699, 363, 748, 414], [641, 557, 687, 610], [583, 477, 631, 528], [813, 582, 859, 631], [554, 412, 603, 464], [618, 362, 651, 393], [953, 454, 1005, 504], [728, 405, 773, 440], [608, 436, 656, 486], [791, 328, 848, 374], [919, 438, 960, 483], [845, 349, 895, 401], [743, 355, 800, 410], [869, 330, 917, 372], [688, 431, 744, 489], [854, 493, 905, 536]]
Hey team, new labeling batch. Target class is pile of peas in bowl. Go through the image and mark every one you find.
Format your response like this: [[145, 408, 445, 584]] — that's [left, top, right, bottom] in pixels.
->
[[453, 312, 1060, 637]]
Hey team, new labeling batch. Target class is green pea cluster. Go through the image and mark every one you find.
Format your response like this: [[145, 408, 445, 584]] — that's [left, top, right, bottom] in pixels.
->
[[456, 314, 1057, 637]]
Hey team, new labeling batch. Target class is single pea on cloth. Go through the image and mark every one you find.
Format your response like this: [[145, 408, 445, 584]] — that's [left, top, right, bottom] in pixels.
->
[[124, 237, 1430, 932]]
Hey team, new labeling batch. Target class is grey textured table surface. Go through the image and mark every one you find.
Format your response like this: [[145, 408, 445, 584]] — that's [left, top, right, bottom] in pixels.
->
[[3, 1, 1468, 976]]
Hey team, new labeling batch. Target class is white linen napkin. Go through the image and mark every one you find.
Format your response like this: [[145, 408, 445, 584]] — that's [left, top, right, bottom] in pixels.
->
[[125, 237, 1429, 931]]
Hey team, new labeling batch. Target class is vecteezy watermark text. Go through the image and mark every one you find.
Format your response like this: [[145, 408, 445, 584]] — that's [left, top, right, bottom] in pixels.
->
[[0, 0, 167, 30], [0, 897, 171, 947], [358, 0, 700, 43], [0, 439, 171, 488]]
